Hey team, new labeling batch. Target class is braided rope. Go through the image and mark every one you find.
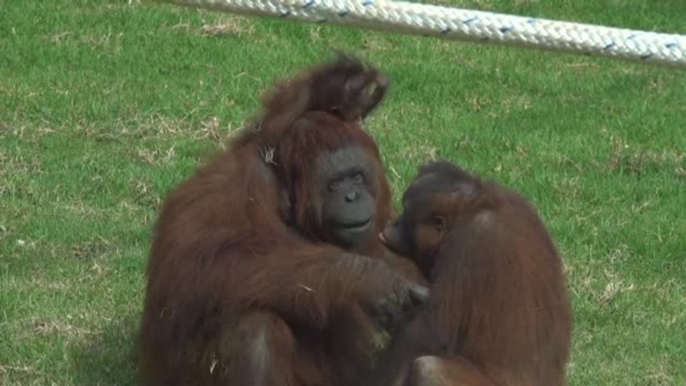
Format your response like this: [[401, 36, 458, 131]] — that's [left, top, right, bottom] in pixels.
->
[[157, 0, 686, 69]]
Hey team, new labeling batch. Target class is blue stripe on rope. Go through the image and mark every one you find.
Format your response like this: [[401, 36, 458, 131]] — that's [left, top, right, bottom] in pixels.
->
[[499, 26, 513, 34], [338, 10, 350, 17], [362, 0, 373, 6], [280, 10, 290, 17], [666, 43, 678, 49], [604, 42, 616, 51], [641, 52, 653, 60], [442, 28, 451, 34], [303, 0, 314, 9], [463, 16, 478, 25]]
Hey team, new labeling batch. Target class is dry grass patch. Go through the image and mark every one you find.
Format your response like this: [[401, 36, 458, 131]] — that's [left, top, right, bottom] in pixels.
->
[[170, 15, 255, 38]]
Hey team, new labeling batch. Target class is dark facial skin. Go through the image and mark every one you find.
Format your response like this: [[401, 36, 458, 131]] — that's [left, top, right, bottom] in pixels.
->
[[379, 195, 445, 277], [380, 161, 480, 276], [379, 214, 412, 257], [316, 146, 378, 247]]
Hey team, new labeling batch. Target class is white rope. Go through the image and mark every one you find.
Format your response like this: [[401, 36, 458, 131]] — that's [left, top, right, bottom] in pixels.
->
[[157, 0, 686, 69]]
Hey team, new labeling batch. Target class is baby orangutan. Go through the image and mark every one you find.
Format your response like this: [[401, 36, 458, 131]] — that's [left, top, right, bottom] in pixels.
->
[[363, 160, 572, 386]]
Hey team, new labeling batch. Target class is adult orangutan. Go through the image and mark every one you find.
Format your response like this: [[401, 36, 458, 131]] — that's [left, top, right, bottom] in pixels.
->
[[136, 55, 428, 386], [364, 160, 572, 386]]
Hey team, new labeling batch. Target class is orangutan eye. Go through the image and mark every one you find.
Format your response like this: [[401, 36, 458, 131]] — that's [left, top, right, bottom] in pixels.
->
[[328, 180, 342, 191], [431, 216, 446, 232], [353, 173, 364, 183]]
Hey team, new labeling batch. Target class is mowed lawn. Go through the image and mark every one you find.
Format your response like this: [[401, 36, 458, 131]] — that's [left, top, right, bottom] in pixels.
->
[[1, 0, 685, 384]]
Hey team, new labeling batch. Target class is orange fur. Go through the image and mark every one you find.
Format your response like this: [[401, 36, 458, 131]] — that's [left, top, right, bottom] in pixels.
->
[[366, 161, 572, 386], [136, 55, 425, 386]]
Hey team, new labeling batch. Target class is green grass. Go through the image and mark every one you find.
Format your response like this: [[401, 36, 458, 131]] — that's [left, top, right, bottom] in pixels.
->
[[1, 0, 685, 384]]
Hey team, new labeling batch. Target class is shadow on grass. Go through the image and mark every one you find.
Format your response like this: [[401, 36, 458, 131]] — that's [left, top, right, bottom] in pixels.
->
[[69, 312, 139, 386]]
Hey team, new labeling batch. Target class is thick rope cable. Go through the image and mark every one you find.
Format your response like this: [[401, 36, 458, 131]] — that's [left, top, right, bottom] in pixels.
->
[[157, 0, 686, 69]]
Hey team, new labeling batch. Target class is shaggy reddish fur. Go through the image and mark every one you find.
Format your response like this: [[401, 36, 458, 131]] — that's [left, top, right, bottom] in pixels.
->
[[366, 161, 573, 386], [136, 55, 425, 386]]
